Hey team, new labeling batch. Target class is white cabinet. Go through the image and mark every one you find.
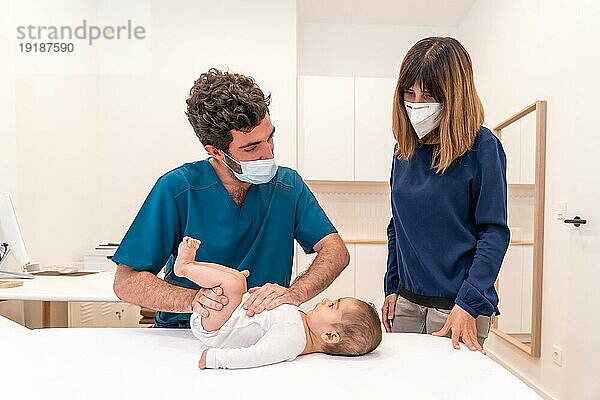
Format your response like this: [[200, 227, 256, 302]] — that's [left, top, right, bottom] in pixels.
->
[[293, 243, 388, 314], [295, 243, 355, 312], [298, 76, 355, 180], [296, 75, 393, 316], [496, 246, 522, 332], [354, 77, 397, 181], [298, 75, 397, 182], [519, 112, 536, 185], [354, 243, 387, 311], [501, 111, 536, 185], [68, 302, 146, 328], [502, 123, 521, 185], [496, 244, 533, 334], [520, 245, 533, 331]]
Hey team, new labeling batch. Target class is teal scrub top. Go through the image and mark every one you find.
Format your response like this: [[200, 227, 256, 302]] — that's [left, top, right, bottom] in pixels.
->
[[111, 159, 337, 328]]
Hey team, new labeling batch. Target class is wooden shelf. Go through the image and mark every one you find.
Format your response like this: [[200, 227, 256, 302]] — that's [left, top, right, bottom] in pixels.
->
[[306, 179, 388, 186], [342, 240, 533, 246], [342, 239, 387, 244], [508, 183, 535, 189]]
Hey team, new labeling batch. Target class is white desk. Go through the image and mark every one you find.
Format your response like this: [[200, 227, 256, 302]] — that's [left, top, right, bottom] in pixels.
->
[[0, 271, 119, 302], [0, 316, 540, 400], [0, 272, 119, 327]]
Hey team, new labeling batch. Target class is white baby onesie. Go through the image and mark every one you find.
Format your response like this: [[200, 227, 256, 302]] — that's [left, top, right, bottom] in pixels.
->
[[190, 293, 307, 369]]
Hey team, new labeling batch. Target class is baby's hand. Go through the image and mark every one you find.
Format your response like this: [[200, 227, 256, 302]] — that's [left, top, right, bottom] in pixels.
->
[[198, 348, 210, 370]]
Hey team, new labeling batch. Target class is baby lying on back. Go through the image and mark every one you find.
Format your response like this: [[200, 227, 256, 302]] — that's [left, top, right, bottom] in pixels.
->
[[173, 236, 382, 369]]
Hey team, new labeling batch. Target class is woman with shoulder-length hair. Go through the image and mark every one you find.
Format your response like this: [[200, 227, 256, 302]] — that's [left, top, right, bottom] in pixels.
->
[[382, 37, 510, 352]]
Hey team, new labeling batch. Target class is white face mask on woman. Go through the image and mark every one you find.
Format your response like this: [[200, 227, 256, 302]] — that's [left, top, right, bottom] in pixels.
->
[[221, 152, 278, 185], [404, 101, 443, 139]]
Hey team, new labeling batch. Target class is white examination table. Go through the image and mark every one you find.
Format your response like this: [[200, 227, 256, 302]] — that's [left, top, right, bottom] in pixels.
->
[[0, 316, 540, 399]]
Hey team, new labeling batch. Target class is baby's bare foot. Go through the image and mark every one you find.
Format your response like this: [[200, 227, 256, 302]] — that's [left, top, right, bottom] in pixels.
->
[[174, 236, 200, 277]]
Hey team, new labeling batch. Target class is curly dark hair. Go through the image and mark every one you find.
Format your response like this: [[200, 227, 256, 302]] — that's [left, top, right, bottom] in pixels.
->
[[185, 68, 271, 151]]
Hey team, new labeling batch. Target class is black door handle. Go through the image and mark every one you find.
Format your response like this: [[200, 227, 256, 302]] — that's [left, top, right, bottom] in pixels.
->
[[564, 216, 587, 227]]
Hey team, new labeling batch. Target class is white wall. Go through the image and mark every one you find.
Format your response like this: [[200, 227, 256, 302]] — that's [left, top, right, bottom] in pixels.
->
[[299, 22, 457, 78], [0, 1, 18, 204], [458, 1, 600, 398], [0, 0, 27, 326], [5, 0, 297, 266]]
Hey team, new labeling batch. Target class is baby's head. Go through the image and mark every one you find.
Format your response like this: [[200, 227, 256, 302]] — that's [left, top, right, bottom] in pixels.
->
[[306, 297, 382, 356]]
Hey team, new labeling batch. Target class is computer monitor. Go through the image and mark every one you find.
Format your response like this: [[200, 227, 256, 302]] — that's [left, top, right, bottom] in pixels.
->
[[0, 194, 34, 279]]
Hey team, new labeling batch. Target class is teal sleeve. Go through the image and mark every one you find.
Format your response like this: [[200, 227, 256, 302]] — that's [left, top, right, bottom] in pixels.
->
[[112, 176, 182, 274], [293, 173, 337, 254]]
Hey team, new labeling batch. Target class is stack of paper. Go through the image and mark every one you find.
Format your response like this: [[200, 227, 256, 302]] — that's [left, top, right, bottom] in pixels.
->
[[83, 243, 119, 271]]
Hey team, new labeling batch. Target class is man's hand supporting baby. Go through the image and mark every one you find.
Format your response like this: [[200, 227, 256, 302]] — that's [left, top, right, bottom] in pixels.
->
[[242, 233, 349, 316]]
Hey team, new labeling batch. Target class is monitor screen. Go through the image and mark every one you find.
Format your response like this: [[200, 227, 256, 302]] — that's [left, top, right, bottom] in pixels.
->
[[0, 194, 31, 269]]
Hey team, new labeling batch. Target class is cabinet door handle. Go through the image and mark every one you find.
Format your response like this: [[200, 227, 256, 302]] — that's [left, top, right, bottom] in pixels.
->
[[564, 216, 587, 227]]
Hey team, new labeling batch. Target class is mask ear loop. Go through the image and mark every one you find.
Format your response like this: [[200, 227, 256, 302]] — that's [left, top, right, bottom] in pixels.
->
[[219, 150, 243, 177], [220, 150, 239, 165]]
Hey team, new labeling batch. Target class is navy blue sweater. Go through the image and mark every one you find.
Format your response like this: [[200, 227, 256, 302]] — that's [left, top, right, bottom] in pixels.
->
[[385, 127, 510, 318]]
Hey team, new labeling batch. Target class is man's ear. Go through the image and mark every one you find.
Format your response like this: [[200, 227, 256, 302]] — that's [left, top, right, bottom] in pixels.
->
[[320, 330, 340, 344], [205, 145, 223, 160]]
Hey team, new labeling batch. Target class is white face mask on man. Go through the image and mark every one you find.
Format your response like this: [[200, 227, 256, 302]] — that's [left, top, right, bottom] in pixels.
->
[[404, 101, 443, 139], [221, 151, 278, 185]]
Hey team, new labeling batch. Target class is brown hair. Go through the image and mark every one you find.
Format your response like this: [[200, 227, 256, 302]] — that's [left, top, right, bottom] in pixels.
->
[[322, 298, 382, 356], [185, 68, 271, 151], [392, 37, 484, 173]]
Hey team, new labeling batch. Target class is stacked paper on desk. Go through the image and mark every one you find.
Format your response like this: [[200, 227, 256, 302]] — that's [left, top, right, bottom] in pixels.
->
[[83, 243, 119, 271]]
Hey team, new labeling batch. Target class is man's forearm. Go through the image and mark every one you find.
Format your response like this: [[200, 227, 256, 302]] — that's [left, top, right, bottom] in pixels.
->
[[288, 235, 350, 303], [114, 264, 197, 313]]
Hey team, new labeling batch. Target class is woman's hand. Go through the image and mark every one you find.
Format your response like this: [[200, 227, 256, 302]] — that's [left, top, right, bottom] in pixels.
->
[[432, 304, 485, 354], [381, 294, 397, 332]]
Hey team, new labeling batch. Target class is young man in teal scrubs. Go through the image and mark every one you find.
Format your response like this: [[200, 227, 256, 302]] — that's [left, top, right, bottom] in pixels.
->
[[112, 68, 350, 328]]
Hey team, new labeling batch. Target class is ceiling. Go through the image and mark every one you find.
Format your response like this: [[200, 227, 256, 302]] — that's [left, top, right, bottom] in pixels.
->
[[297, 0, 476, 27]]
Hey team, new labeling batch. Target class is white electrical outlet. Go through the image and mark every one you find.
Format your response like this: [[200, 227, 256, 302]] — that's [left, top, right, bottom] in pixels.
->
[[556, 201, 568, 220], [552, 345, 563, 366]]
